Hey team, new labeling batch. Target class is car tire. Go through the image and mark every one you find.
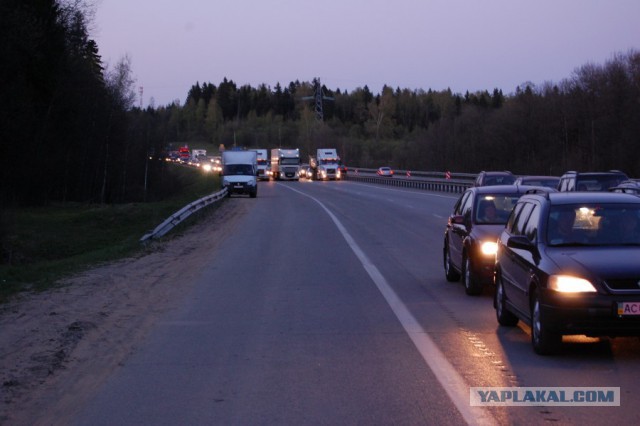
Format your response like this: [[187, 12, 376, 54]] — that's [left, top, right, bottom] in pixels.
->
[[463, 255, 483, 296], [495, 274, 518, 326], [443, 242, 461, 282], [531, 290, 561, 355]]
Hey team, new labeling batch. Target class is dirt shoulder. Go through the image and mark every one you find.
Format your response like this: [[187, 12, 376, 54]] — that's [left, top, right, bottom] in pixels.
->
[[0, 200, 248, 425]]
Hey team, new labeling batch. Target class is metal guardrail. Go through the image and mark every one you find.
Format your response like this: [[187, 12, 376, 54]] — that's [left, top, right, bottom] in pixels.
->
[[345, 170, 473, 193], [349, 168, 477, 181], [140, 188, 228, 243]]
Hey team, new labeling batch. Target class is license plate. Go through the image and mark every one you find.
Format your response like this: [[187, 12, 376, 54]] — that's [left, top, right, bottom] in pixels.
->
[[234, 184, 243, 188], [617, 302, 640, 316]]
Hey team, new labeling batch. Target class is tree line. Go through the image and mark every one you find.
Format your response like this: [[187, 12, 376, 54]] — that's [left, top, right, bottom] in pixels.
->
[[1, 0, 639, 209]]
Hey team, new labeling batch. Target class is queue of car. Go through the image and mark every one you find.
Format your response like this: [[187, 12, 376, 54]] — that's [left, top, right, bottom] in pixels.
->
[[443, 169, 640, 355]]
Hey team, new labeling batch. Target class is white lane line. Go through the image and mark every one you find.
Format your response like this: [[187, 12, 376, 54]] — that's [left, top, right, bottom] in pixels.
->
[[280, 184, 496, 426]]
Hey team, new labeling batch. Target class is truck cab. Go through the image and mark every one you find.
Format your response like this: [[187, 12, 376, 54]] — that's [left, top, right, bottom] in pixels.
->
[[221, 150, 258, 198], [270, 148, 300, 180], [254, 149, 269, 181], [313, 148, 341, 180]]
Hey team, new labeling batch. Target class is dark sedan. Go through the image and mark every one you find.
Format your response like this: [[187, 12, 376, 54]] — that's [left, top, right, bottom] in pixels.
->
[[443, 185, 552, 295], [494, 191, 640, 355]]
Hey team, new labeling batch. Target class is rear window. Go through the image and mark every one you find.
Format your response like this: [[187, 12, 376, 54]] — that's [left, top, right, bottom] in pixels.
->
[[483, 175, 516, 186], [575, 175, 627, 191]]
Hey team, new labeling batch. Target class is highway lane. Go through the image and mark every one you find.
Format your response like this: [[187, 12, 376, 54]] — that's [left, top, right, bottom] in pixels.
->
[[73, 180, 469, 425], [293, 179, 640, 424], [294, 180, 640, 424], [72, 179, 640, 425]]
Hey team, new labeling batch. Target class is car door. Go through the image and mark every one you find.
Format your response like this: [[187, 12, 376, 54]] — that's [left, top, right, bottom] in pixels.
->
[[448, 191, 472, 271], [499, 202, 538, 315]]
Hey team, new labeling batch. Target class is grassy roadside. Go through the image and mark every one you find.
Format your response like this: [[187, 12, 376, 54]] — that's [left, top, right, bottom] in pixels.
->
[[0, 165, 223, 303]]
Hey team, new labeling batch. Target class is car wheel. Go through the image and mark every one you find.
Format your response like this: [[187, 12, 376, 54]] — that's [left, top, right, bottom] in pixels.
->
[[463, 255, 483, 296], [495, 273, 518, 326], [443, 242, 461, 282], [531, 290, 561, 355]]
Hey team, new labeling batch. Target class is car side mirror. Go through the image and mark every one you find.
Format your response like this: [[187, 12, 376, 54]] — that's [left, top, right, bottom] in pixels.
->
[[507, 235, 534, 250], [451, 215, 465, 225]]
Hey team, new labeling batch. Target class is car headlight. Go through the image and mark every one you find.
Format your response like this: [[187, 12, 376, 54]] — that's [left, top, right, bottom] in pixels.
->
[[480, 241, 498, 256], [548, 275, 597, 293]]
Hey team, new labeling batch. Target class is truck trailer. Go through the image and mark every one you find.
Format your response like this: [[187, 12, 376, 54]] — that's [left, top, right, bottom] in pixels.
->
[[221, 150, 258, 198]]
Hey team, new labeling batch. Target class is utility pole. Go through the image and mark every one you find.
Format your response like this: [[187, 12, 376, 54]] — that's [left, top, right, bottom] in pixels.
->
[[139, 86, 143, 108]]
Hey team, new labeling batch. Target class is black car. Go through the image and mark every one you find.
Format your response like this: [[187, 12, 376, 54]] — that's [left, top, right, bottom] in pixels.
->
[[473, 170, 516, 187], [557, 170, 628, 192], [443, 185, 551, 295], [494, 191, 640, 355]]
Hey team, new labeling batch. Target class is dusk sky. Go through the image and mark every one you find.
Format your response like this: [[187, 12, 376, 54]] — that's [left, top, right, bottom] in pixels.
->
[[93, 0, 640, 108]]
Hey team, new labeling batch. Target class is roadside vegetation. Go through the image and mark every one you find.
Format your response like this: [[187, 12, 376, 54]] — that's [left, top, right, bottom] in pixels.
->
[[0, 166, 221, 302]]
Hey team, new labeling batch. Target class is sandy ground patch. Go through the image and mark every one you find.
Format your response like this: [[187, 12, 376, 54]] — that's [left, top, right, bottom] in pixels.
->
[[0, 200, 248, 425]]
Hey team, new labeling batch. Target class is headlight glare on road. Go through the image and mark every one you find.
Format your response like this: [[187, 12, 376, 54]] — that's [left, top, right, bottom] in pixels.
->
[[548, 275, 597, 293]]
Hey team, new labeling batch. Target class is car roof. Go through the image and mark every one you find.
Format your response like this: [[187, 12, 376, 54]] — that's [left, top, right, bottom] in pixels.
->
[[612, 180, 640, 187], [522, 191, 640, 205], [469, 184, 550, 195], [479, 170, 513, 176], [516, 175, 559, 180], [562, 170, 628, 177]]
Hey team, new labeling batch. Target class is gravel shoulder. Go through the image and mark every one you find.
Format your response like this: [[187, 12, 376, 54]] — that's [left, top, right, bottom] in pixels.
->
[[0, 200, 247, 425]]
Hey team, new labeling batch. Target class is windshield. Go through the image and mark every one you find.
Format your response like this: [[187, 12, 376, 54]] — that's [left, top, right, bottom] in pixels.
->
[[223, 164, 254, 175], [280, 158, 299, 165], [547, 204, 640, 246], [475, 194, 520, 224]]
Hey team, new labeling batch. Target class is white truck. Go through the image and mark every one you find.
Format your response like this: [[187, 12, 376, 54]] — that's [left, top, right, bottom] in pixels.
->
[[221, 150, 258, 198], [254, 149, 269, 181], [270, 148, 300, 180], [309, 148, 341, 180]]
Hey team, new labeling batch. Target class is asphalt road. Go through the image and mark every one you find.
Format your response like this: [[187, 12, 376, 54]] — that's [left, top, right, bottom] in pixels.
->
[[72, 179, 640, 425]]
